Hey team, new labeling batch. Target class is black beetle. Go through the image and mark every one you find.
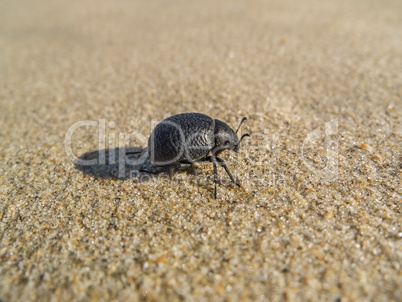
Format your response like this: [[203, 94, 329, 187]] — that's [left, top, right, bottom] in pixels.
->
[[129, 113, 249, 198]]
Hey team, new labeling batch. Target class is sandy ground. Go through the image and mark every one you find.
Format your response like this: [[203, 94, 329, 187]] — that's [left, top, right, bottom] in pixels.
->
[[0, 0, 401, 301]]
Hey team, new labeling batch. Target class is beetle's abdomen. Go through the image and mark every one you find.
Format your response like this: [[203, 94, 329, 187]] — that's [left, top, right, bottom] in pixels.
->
[[148, 113, 215, 165]]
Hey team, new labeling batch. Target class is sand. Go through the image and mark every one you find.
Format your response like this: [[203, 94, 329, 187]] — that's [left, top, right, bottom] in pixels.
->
[[0, 0, 401, 301]]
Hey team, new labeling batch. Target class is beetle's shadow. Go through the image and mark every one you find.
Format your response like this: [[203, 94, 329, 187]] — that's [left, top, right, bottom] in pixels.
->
[[74, 147, 202, 182], [75, 147, 141, 180]]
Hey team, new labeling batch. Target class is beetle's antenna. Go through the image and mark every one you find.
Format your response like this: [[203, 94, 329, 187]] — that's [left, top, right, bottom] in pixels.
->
[[234, 133, 250, 152], [235, 117, 247, 134], [239, 133, 250, 145]]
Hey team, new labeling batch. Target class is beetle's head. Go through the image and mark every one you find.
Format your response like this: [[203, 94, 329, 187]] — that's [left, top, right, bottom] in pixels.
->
[[213, 117, 250, 155]]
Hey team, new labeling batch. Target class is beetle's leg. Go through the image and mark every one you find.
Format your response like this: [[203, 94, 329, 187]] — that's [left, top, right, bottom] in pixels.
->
[[168, 166, 175, 179], [126, 151, 143, 155], [126, 147, 146, 156], [202, 156, 220, 199], [213, 160, 218, 199], [215, 157, 241, 187], [139, 168, 162, 174]]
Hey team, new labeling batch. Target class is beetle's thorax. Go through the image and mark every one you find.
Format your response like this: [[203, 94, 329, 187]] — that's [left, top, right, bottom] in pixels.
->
[[213, 119, 239, 155]]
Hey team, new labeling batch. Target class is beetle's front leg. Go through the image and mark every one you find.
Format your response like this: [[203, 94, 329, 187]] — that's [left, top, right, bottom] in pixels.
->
[[215, 157, 241, 187], [213, 160, 218, 199]]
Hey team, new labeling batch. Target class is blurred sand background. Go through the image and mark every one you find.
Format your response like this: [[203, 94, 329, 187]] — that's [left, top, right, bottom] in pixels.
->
[[0, 0, 401, 301]]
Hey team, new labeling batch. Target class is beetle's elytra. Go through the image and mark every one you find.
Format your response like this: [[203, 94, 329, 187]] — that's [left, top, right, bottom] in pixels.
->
[[131, 113, 249, 199]]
